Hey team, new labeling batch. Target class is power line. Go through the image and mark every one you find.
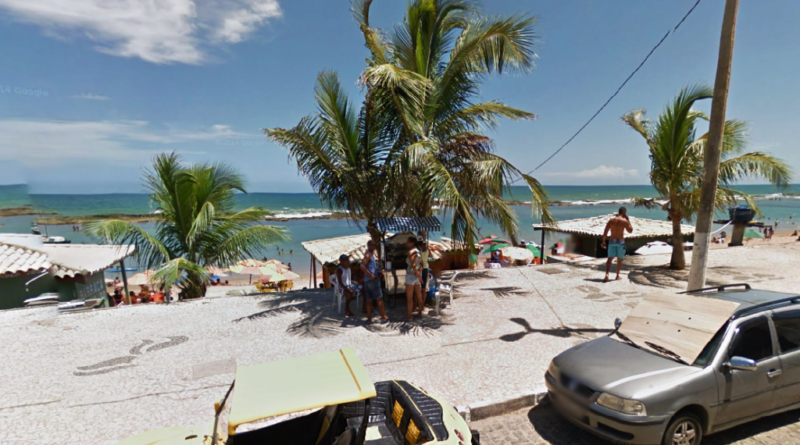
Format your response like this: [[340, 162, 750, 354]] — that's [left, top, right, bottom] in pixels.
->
[[513, 0, 702, 183]]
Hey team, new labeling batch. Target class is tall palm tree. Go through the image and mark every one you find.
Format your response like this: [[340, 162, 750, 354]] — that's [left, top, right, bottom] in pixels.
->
[[622, 84, 792, 270], [266, 71, 406, 245], [353, 0, 555, 243], [87, 152, 288, 299]]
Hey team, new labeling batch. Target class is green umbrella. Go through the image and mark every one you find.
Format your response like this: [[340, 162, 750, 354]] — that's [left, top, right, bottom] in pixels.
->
[[743, 228, 764, 239], [525, 244, 546, 258], [483, 243, 511, 254]]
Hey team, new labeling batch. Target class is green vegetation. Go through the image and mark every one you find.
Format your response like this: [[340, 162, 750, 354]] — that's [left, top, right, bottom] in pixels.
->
[[86, 153, 288, 299], [622, 84, 793, 270], [267, 0, 553, 246]]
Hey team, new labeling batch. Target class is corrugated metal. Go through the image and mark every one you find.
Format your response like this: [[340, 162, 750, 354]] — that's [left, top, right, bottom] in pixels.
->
[[533, 214, 695, 239], [376, 217, 441, 233], [0, 244, 51, 277]]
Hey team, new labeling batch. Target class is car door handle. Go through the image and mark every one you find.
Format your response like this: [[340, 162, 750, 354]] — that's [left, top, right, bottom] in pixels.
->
[[768, 369, 782, 378]]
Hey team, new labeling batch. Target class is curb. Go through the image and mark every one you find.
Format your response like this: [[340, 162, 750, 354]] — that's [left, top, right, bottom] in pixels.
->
[[456, 385, 548, 423]]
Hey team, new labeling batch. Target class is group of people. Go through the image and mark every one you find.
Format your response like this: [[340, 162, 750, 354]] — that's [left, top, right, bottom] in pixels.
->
[[107, 287, 165, 306], [71, 224, 81, 232], [334, 236, 431, 324], [210, 279, 230, 286]]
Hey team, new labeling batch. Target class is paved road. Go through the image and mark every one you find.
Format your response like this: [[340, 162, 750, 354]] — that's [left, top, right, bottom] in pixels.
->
[[470, 399, 800, 445]]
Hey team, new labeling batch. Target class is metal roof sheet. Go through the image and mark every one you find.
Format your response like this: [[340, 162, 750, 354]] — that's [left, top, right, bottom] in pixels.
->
[[376, 216, 441, 232], [533, 214, 695, 239]]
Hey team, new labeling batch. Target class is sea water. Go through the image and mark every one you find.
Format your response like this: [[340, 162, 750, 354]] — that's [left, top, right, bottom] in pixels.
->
[[2, 184, 799, 278]]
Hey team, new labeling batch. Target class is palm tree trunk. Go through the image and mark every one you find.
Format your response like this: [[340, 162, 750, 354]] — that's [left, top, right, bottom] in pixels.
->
[[670, 212, 686, 270], [366, 219, 383, 251]]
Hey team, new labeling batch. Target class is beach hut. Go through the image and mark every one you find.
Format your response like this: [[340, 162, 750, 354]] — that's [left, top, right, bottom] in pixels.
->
[[533, 215, 695, 260], [0, 233, 135, 309]]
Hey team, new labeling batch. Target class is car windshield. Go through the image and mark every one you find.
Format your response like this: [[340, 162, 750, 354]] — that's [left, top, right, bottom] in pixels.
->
[[693, 322, 729, 367], [614, 331, 688, 365]]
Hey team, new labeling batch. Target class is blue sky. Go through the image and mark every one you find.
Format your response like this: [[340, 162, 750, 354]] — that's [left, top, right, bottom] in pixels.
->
[[0, 0, 798, 193]]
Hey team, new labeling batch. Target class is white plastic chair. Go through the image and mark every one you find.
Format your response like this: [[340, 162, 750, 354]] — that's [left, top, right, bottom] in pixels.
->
[[330, 275, 344, 314], [330, 274, 360, 315], [435, 271, 457, 316]]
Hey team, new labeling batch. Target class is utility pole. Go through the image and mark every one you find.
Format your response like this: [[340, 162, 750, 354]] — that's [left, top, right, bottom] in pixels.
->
[[688, 0, 741, 290]]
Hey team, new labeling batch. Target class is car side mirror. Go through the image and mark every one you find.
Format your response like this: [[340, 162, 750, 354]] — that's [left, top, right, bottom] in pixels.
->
[[729, 356, 757, 372], [614, 318, 622, 330]]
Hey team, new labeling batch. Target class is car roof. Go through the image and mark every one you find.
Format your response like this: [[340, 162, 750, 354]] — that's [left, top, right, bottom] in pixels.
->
[[227, 347, 376, 436], [686, 285, 800, 318]]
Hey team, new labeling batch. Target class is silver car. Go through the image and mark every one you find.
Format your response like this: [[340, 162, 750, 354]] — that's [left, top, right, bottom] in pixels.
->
[[546, 284, 800, 445]]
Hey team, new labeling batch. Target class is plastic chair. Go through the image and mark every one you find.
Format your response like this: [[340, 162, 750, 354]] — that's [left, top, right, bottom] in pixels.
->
[[435, 271, 457, 316], [330, 275, 342, 313]]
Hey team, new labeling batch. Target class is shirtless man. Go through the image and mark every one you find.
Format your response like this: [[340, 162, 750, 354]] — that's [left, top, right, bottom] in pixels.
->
[[601, 207, 634, 282]]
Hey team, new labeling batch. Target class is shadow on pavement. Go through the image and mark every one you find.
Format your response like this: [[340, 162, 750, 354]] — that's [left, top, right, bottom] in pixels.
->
[[500, 318, 612, 342], [231, 289, 452, 338]]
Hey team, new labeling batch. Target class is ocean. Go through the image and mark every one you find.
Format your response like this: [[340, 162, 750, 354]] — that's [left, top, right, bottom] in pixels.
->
[[2, 184, 799, 279]]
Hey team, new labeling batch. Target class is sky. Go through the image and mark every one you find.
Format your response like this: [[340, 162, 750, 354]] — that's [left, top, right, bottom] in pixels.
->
[[0, 0, 798, 194]]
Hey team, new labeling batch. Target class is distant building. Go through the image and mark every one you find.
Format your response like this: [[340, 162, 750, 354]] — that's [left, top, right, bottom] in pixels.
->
[[533, 215, 695, 258], [0, 234, 134, 310]]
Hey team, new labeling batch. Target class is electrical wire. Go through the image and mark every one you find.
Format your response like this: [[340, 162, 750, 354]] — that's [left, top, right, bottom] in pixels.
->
[[512, 0, 703, 183]]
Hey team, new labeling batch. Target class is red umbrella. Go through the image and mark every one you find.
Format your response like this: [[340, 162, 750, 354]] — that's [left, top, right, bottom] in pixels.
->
[[478, 235, 511, 245]]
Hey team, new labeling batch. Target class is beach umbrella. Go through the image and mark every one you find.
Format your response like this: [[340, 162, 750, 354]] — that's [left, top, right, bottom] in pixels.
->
[[232, 259, 266, 268], [483, 243, 511, 254], [744, 228, 764, 239], [231, 266, 274, 284], [478, 235, 511, 245], [206, 266, 228, 277], [500, 246, 534, 261], [265, 272, 287, 283], [282, 271, 301, 280], [525, 244, 546, 258]]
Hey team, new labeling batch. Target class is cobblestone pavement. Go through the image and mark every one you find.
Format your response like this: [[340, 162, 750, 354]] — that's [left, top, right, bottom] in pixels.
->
[[470, 400, 800, 445]]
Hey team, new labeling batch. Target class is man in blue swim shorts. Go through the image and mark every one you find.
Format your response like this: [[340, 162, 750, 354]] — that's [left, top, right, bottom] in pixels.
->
[[601, 207, 634, 282]]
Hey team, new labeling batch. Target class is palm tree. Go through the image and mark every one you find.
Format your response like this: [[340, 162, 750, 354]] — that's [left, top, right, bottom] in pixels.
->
[[622, 84, 792, 270], [352, 0, 555, 243], [87, 152, 288, 299], [266, 71, 403, 246]]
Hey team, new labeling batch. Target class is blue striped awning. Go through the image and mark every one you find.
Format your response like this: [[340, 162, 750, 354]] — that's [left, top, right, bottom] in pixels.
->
[[376, 217, 441, 233]]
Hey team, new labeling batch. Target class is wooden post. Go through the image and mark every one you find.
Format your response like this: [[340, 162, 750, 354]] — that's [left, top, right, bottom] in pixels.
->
[[119, 259, 130, 305], [688, 0, 740, 290], [312, 258, 318, 288], [540, 229, 546, 264]]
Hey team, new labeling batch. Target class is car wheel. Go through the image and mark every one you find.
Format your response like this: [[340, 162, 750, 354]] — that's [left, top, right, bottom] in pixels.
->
[[662, 413, 703, 445]]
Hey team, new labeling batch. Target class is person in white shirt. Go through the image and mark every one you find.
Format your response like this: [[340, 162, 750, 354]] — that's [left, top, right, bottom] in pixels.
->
[[336, 254, 356, 317]]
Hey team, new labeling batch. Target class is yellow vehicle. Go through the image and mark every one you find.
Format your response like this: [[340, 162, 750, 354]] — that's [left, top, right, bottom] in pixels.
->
[[118, 347, 478, 445]]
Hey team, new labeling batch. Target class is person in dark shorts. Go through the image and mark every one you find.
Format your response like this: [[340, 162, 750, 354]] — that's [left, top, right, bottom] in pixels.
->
[[360, 240, 388, 324]]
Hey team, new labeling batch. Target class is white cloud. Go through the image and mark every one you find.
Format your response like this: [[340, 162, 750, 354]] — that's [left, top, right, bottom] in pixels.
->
[[0, 119, 252, 167], [0, 0, 282, 64], [72, 93, 109, 100], [545, 165, 640, 179]]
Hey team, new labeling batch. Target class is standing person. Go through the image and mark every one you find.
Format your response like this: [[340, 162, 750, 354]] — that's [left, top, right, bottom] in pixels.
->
[[418, 240, 430, 306], [361, 240, 388, 324], [601, 207, 634, 282], [404, 236, 423, 321], [336, 254, 356, 317]]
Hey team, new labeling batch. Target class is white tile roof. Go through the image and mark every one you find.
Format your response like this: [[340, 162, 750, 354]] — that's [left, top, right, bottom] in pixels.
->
[[0, 234, 135, 278], [533, 214, 695, 239], [0, 243, 51, 277]]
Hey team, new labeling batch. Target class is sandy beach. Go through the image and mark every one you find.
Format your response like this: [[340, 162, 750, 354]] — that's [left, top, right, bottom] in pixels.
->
[[2, 236, 799, 444]]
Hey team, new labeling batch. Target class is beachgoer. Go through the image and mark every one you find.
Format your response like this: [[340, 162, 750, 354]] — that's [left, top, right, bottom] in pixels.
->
[[287, 263, 292, 271], [113, 277, 121, 287], [490, 250, 501, 263], [405, 236, 424, 321], [776, 219, 780, 228], [290, 250, 293, 255], [361, 240, 388, 324], [224, 280, 229, 285], [419, 240, 430, 292], [336, 254, 356, 317], [601, 207, 634, 282]]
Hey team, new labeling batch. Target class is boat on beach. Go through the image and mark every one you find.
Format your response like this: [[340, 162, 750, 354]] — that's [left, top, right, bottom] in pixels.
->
[[43, 236, 71, 244]]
